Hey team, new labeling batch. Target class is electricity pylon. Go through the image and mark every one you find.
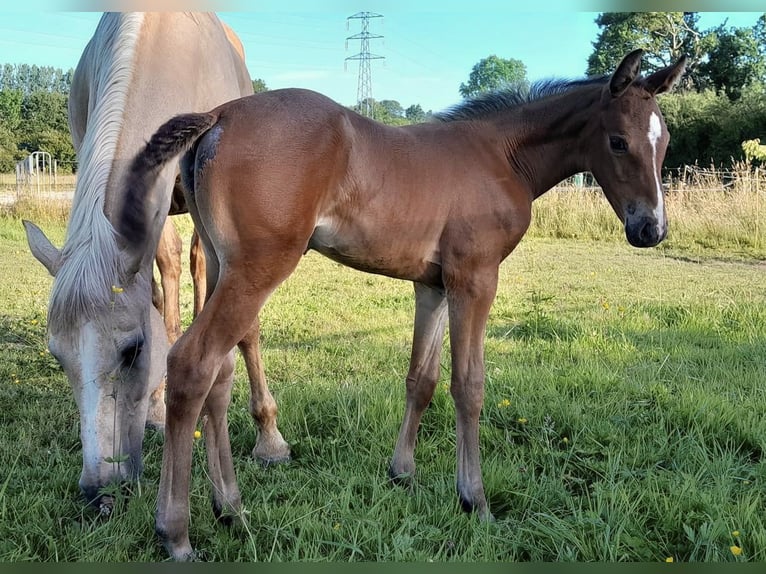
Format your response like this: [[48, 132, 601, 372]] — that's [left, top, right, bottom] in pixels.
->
[[345, 12, 384, 118]]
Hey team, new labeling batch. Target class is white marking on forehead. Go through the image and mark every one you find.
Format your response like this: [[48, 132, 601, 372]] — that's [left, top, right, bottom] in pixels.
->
[[647, 111, 665, 223]]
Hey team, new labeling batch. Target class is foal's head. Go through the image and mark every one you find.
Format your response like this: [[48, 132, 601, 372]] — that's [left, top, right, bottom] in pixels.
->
[[589, 49, 686, 247]]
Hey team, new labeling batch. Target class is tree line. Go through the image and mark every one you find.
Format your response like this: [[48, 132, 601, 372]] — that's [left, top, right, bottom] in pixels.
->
[[0, 64, 74, 172], [1, 13, 765, 174]]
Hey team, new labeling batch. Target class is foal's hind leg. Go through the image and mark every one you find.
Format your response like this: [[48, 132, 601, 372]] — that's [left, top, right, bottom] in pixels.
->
[[201, 348, 242, 523], [157, 291, 250, 561], [390, 282, 448, 483], [156, 246, 307, 561], [238, 318, 291, 464]]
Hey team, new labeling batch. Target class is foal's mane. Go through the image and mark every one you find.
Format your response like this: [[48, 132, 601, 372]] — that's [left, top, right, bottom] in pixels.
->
[[435, 76, 609, 122], [49, 13, 144, 328]]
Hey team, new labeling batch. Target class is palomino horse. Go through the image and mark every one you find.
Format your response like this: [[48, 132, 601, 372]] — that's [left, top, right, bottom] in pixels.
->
[[22, 13, 290, 513], [118, 49, 685, 560]]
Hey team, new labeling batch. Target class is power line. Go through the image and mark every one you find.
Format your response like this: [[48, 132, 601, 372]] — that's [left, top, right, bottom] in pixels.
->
[[345, 11, 384, 119]]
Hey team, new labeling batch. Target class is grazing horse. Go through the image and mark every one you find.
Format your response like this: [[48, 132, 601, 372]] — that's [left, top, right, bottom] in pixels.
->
[[117, 49, 685, 560], [21, 13, 291, 513]]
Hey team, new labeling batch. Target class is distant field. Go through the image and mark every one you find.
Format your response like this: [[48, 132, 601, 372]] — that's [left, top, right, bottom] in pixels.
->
[[0, 191, 764, 561]]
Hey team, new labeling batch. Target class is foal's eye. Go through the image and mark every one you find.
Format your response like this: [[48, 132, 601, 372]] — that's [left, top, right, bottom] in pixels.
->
[[609, 135, 629, 154]]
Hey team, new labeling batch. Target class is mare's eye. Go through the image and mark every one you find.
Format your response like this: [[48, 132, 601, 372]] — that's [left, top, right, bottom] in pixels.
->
[[120, 337, 144, 367], [609, 135, 628, 154]]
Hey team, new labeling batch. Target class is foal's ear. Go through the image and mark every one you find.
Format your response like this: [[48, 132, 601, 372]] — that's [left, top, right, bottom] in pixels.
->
[[642, 55, 687, 96], [609, 49, 644, 97]]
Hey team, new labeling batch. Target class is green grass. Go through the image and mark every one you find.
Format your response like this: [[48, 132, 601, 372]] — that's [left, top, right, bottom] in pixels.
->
[[0, 211, 765, 562]]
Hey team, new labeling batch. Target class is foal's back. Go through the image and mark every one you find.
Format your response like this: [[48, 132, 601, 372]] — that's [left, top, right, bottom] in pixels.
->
[[197, 88, 531, 287]]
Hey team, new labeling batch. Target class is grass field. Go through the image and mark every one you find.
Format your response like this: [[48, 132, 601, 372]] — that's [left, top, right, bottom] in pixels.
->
[[0, 185, 764, 561]]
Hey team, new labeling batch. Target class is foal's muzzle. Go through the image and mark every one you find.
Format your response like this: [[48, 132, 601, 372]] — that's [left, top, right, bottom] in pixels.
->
[[625, 216, 667, 248]]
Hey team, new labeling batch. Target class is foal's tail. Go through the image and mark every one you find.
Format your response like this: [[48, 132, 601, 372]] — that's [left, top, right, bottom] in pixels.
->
[[116, 111, 219, 261]]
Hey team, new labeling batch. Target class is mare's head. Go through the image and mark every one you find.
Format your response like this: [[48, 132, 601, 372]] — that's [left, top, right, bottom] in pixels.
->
[[589, 49, 686, 247], [23, 217, 168, 512]]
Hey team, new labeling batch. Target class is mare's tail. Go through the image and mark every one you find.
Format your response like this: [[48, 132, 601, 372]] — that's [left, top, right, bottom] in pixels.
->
[[116, 111, 219, 258]]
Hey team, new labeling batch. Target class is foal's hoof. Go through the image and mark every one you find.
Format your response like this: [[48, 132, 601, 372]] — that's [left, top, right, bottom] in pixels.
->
[[458, 495, 496, 522]]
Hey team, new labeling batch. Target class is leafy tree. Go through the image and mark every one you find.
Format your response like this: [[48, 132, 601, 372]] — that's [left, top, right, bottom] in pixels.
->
[[700, 24, 765, 100], [659, 83, 766, 168], [0, 63, 73, 94], [405, 104, 428, 123], [755, 13, 766, 55], [587, 12, 708, 89], [0, 89, 23, 131], [21, 91, 69, 134], [378, 100, 404, 120], [459, 55, 528, 98], [252, 78, 268, 93], [0, 123, 18, 172]]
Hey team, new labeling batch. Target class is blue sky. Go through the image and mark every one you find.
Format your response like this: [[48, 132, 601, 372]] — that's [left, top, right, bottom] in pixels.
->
[[0, 7, 762, 112]]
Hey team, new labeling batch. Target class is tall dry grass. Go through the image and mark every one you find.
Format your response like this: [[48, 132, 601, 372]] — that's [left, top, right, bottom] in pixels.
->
[[529, 164, 764, 258]]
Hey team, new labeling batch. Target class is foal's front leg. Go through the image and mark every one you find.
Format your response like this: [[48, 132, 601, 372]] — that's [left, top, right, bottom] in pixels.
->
[[238, 318, 292, 464], [390, 282, 448, 482], [446, 268, 498, 521]]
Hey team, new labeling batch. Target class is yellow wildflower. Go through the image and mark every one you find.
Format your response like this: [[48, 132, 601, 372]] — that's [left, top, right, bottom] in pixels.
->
[[193, 430, 202, 439], [665, 557, 674, 563], [730, 545, 742, 557], [517, 417, 528, 424], [333, 522, 341, 530], [601, 301, 610, 310], [498, 399, 511, 408], [732, 530, 740, 538], [111, 285, 124, 294], [30, 319, 38, 325]]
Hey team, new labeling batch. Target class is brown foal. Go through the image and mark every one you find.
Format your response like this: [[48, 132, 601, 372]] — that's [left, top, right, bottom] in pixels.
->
[[118, 49, 685, 560]]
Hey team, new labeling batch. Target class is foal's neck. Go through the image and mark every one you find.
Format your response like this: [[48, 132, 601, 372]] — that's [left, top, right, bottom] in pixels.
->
[[501, 84, 603, 199]]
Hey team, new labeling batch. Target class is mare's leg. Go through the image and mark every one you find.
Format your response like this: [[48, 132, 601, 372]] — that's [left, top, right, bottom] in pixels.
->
[[156, 247, 306, 561], [151, 276, 163, 317], [446, 265, 498, 521], [238, 318, 291, 463], [146, 217, 183, 430], [190, 229, 207, 317], [389, 282, 447, 482], [155, 217, 184, 342]]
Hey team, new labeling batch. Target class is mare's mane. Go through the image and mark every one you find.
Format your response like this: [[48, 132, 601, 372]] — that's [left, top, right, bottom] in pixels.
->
[[48, 14, 144, 328]]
